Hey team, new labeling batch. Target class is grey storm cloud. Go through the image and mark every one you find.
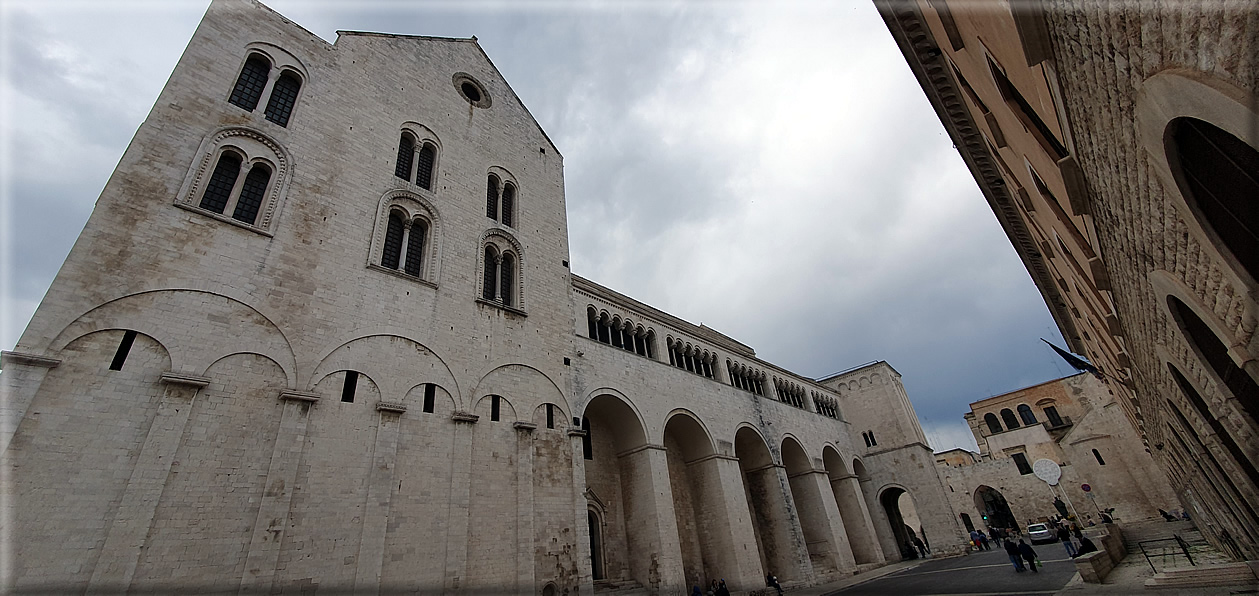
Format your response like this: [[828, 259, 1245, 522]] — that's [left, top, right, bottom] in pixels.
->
[[0, 0, 1076, 453]]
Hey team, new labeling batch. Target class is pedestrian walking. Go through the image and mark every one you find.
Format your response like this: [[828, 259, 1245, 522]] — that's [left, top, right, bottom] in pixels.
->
[[978, 530, 991, 551], [1004, 539, 1025, 572], [716, 579, 730, 596], [912, 535, 928, 558], [1057, 525, 1077, 557], [1017, 540, 1039, 573]]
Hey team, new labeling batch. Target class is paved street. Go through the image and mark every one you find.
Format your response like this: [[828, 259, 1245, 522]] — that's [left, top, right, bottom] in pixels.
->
[[830, 544, 1078, 596]]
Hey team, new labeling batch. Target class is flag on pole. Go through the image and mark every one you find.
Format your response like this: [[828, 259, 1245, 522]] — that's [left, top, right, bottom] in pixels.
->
[[1041, 339, 1101, 376]]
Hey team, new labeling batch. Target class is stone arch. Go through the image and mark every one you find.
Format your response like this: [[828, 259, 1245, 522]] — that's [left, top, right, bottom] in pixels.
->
[[823, 446, 879, 565], [579, 392, 660, 590], [402, 381, 456, 416], [663, 410, 724, 588], [973, 485, 1016, 531], [877, 485, 922, 561], [531, 401, 568, 430], [1136, 69, 1259, 292], [781, 436, 846, 574], [735, 426, 801, 582], [473, 363, 567, 423], [9, 329, 173, 585], [48, 289, 296, 387], [309, 334, 455, 407], [473, 393, 517, 423]]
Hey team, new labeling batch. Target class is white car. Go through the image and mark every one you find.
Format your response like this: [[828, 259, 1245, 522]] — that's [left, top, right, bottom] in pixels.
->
[[1027, 523, 1057, 544]]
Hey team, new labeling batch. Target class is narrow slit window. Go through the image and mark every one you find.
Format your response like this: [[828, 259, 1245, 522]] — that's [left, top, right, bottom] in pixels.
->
[[109, 330, 138, 371], [499, 253, 515, 307], [200, 152, 243, 214], [341, 371, 359, 403], [228, 55, 270, 111], [869, 431, 877, 446], [1092, 449, 1106, 465], [501, 184, 515, 227], [404, 220, 425, 276], [486, 176, 499, 220], [546, 404, 554, 429], [416, 143, 436, 190], [264, 71, 301, 127], [423, 383, 435, 413], [491, 395, 500, 421], [381, 212, 405, 270], [862, 432, 870, 448], [232, 164, 271, 224], [394, 134, 415, 181], [582, 417, 592, 460], [482, 246, 498, 300]]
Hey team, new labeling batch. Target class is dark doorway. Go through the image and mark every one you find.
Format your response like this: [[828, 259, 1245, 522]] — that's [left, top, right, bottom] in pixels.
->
[[974, 485, 1017, 530], [588, 510, 604, 580]]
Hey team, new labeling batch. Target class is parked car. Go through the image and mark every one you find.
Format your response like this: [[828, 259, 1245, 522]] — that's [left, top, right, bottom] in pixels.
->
[[1027, 523, 1057, 544]]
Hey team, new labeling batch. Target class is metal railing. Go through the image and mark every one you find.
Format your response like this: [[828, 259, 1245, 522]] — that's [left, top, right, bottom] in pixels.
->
[[1137, 535, 1195, 573]]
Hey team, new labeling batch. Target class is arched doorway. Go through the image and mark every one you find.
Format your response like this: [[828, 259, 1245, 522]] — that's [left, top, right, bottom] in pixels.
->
[[974, 485, 1017, 531], [735, 427, 800, 581], [822, 446, 879, 565], [878, 487, 918, 560], [587, 509, 604, 580]]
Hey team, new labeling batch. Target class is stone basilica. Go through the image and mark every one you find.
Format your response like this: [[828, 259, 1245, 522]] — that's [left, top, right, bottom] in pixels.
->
[[1, 0, 961, 592]]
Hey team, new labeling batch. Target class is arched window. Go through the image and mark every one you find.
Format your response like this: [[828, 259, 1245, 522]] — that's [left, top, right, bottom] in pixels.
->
[[404, 219, 427, 277], [1167, 296, 1259, 425], [200, 151, 243, 213], [485, 172, 518, 227], [381, 211, 406, 270], [395, 133, 415, 181], [1092, 449, 1105, 465], [1166, 117, 1259, 283], [984, 413, 1003, 434], [587, 308, 599, 339], [1017, 404, 1037, 425], [501, 183, 515, 227], [197, 151, 272, 225], [486, 175, 499, 220], [482, 245, 498, 301], [1000, 408, 1020, 430], [1168, 362, 1259, 488], [232, 164, 271, 224], [416, 143, 436, 190], [264, 71, 301, 127], [499, 252, 516, 307], [229, 54, 270, 111]]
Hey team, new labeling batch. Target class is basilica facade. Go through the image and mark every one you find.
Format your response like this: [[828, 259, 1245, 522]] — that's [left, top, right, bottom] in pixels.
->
[[0, 0, 961, 592]]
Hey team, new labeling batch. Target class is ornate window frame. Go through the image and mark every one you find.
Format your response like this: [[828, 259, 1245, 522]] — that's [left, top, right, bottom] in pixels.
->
[[1136, 70, 1259, 293], [227, 43, 309, 129], [367, 190, 443, 286], [477, 228, 525, 314], [175, 127, 292, 235], [485, 166, 519, 229]]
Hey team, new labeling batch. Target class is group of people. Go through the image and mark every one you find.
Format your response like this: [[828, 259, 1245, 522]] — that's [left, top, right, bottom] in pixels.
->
[[1053, 520, 1099, 559], [690, 578, 731, 596], [996, 519, 1100, 574]]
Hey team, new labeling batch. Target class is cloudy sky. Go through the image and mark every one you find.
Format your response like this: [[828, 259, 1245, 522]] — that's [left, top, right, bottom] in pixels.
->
[[0, 0, 1079, 452]]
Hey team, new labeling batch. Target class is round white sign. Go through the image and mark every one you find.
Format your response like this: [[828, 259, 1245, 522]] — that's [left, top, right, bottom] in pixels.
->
[[1033, 459, 1062, 485]]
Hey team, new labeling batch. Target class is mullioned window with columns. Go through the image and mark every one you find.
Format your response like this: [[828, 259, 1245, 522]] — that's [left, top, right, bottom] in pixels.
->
[[227, 46, 306, 128], [176, 127, 291, 235], [479, 231, 524, 312], [774, 377, 806, 409], [667, 338, 714, 379], [586, 308, 656, 359], [486, 170, 518, 228], [812, 391, 840, 419], [394, 125, 441, 191], [367, 190, 441, 285], [727, 360, 765, 396]]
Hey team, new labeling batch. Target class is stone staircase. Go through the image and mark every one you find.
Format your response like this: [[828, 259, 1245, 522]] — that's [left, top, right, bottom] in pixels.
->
[[1145, 561, 1258, 589], [593, 578, 649, 596]]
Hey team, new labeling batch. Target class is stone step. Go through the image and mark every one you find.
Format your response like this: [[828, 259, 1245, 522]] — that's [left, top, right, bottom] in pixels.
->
[[1144, 562, 1258, 589], [594, 578, 649, 595]]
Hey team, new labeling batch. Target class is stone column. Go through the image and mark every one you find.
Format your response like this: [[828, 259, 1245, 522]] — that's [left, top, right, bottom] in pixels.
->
[[515, 422, 537, 593], [744, 462, 813, 583], [789, 467, 855, 574], [87, 372, 207, 593], [568, 427, 594, 595], [353, 402, 405, 595], [445, 411, 478, 593], [688, 454, 764, 591], [830, 474, 885, 565], [618, 444, 685, 595], [238, 390, 319, 594], [0, 351, 60, 454]]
